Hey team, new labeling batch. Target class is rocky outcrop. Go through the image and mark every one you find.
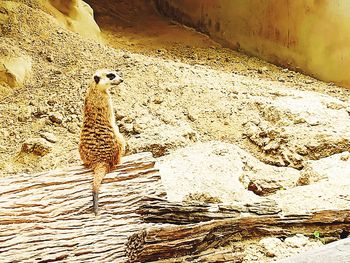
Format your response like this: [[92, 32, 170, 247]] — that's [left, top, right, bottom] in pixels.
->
[[0, 39, 32, 89], [244, 87, 350, 168], [298, 151, 350, 185], [157, 141, 301, 203], [42, 0, 101, 41], [157, 141, 350, 217]]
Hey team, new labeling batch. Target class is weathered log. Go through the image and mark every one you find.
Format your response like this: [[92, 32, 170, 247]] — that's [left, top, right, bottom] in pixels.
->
[[126, 205, 350, 262], [0, 152, 165, 263], [136, 199, 281, 224], [276, 237, 350, 263]]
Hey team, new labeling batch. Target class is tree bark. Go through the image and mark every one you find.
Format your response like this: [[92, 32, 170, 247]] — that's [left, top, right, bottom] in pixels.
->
[[0, 152, 165, 263]]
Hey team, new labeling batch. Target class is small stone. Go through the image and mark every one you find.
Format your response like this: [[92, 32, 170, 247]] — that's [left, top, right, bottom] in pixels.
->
[[21, 138, 52, 157], [340, 153, 350, 161], [114, 110, 125, 121], [153, 96, 163, 104], [67, 123, 79, 134], [32, 107, 47, 118], [133, 123, 144, 134], [53, 70, 62, 75], [40, 132, 57, 143], [121, 123, 134, 133], [47, 100, 56, 106], [259, 237, 284, 257], [305, 79, 314, 84], [46, 55, 53, 62], [187, 112, 197, 122], [2, 129, 9, 137], [18, 116, 27, 122], [122, 53, 131, 59], [257, 67, 268, 74], [277, 77, 285, 82], [49, 112, 63, 124], [284, 234, 308, 248], [281, 68, 289, 73]]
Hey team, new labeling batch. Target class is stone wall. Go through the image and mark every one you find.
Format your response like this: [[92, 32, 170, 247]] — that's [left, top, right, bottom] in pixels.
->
[[154, 0, 350, 88]]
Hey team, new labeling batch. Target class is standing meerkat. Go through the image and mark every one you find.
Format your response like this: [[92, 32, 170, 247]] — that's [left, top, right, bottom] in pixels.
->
[[79, 69, 125, 215]]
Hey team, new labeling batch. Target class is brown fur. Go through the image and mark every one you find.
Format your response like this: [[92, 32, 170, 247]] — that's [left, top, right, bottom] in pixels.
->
[[79, 69, 125, 215]]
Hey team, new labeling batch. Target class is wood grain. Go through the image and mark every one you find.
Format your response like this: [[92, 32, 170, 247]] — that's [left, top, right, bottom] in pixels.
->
[[0, 152, 165, 263]]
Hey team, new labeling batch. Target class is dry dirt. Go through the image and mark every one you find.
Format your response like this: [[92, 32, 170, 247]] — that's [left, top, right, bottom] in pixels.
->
[[1, 0, 350, 262]]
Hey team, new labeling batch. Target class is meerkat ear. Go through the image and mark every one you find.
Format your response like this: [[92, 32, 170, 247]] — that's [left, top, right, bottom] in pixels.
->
[[94, 75, 100, 84]]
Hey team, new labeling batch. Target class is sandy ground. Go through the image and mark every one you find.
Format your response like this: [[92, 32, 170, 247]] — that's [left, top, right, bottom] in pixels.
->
[[1, 0, 350, 176]]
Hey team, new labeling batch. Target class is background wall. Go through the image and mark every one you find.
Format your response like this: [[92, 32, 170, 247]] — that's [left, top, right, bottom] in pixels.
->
[[154, 0, 350, 88]]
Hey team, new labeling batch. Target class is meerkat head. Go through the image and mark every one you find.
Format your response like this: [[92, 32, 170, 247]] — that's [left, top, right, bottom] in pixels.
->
[[92, 69, 123, 91]]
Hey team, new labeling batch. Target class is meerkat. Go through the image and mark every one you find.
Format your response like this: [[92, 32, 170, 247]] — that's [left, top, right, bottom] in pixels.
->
[[79, 69, 125, 215]]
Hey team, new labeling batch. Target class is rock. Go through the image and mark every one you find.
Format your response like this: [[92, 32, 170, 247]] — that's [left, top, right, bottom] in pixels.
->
[[67, 123, 79, 134], [122, 53, 131, 59], [127, 115, 198, 157], [0, 41, 32, 88], [46, 55, 54, 62], [157, 141, 265, 203], [240, 153, 300, 196], [257, 66, 269, 74], [259, 237, 283, 257], [40, 132, 58, 143], [120, 122, 134, 134], [297, 152, 350, 185], [245, 88, 350, 168], [44, 0, 102, 41], [153, 96, 163, 104], [272, 178, 350, 214], [185, 110, 198, 122], [305, 79, 314, 84], [284, 234, 309, 248], [20, 138, 52, 157], [183, 192, 222, 204], [259, 235, 322, 259], [49, 112, 63, 124], [32, 107, 47, 118]]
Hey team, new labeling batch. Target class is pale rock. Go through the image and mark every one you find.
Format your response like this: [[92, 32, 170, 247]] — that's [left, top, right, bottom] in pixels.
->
[[298, 152, 350, 185], [40, 132, 58, 143], [245, 87, 350, 168], [0, 41, 32, 88]]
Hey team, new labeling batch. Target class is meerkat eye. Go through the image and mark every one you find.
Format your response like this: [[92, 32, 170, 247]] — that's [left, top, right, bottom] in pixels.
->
[[106, 73, 116, 80], [94, 75, 100, 84]]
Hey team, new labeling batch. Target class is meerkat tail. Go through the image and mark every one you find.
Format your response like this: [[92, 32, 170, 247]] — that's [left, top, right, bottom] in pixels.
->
[[92, 163, 109, 215]]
